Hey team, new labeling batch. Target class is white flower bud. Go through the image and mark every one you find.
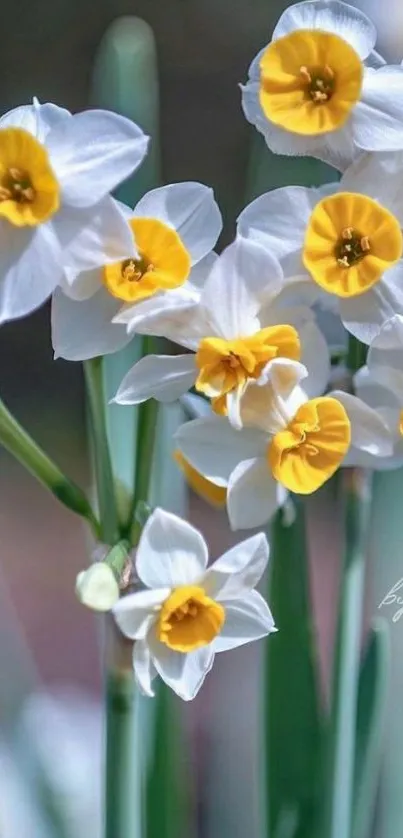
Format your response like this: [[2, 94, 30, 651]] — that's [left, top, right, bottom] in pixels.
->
[[76, 564, 120, 612]]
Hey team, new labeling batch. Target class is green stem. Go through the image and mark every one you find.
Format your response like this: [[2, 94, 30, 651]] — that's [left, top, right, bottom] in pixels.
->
[[84, 357, 120, 545], [0, 397, 99, 537], [129, 337, 159, 543], [321, 468, 372, 838], [104, 621, 139, 838]]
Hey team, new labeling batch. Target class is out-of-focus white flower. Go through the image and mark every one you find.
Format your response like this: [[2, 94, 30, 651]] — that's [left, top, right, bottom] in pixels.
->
[[241, 0, 403, 171], [175, 358, 392, 530], [0, 98, 148, 324], [113, 237, 330, 424], [333, 315, 403, 468], [238, 152, 403, 345], [113, 508, 275, 701], [52, 182, 222, 360], [75, 563, 120, 611]]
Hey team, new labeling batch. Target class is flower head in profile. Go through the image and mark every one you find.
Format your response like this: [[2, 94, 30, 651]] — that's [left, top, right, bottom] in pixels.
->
[[175, 359, 392, 530], [238, 151, 403, 346], [241, 0, 403, 171], [113, 508, 275, 701], [0, 98, 148, 324], [52, 182, 222, 361], [113, 237, 330, 422]]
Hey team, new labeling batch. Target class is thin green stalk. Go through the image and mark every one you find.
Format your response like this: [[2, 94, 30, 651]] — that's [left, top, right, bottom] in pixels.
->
[[129, 337, 159, 544], [104, 622, 139, 838], [321, 469, 372, 838], [0, 397, 99, 537], [84, 357, 120, 545]]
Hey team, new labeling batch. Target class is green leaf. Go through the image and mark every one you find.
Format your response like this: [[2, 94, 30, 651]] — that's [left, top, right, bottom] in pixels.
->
[[319, 469, 372, 838], [352, 620, 390, 838], [267, 501, 323, 838]]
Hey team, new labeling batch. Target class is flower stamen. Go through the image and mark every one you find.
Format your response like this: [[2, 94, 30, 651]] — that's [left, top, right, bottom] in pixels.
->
[[335, 227, 371, 268], [0, 166, 36, 205]]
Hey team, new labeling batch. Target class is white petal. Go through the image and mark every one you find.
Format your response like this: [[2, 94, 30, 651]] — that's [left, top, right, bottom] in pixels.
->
[[148, 627, 215, 701], [114, 354, 196, 405], [272, 0, 376, 60], [133, 640, 157, 697], [47, 110, 149, 207], [136, 508, 208, 589], [62, 267, 102, 301], [237, 186, 321, 262], [51, 196, 136, 273], [186, 251, 217, 292], [227, 457, 285, 530], [0, 223, 61, 324], [0, 100, 72, 140], [113, 589, 170, 639], [353, 68, 403, 152], [203, 532, 269, 600], [354, 365, 402, 411], [132, 183, 222, 264], [299, 320, 331, 396], [340, 266, 403, 344], [366, 313, 403, 371], [175, 417, 267, 486], [239, 360, 308, 434], [339, 151, 403, 222], [201, 238, 283, 338], [52, 287, 131, 361], [113, 288, 199, 338], [330, 390, 394, 456], [212, 590, 276, 652]]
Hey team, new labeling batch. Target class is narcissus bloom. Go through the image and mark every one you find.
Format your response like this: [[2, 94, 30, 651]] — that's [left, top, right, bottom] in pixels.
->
[[0, 99, 148, 323], [113, 508, 275, 701], [52, 182, 222, 360], [241, 0, 403, 171], [175, 359, 392, 530], [114, 237, 330, 423], [238, 152, 403, 345]]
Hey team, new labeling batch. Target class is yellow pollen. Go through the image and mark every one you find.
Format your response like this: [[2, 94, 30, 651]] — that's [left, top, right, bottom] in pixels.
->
[[103, 217, 191, 303], [0, 127, 59, 227], [268, 396, 351, 494], [157, 586, 225, 653], [195, 325, 301, 402], [259, 30, 363, 136], [303, 192, 403, 297]]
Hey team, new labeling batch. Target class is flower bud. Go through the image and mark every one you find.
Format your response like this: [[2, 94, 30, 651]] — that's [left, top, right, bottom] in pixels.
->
[[76, 563, 120, 611]]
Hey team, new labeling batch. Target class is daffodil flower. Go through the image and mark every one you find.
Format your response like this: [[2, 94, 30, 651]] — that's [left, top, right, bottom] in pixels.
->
[[113, 237, 330, 423], [175, 358, 392, 530], [332, 315, 403, 469], [51, 182, 222, 360], [241, 0, 403, 171], [238, 152, 403, 345], [0, 98, 148, 324], [113, 508, 275, 701]]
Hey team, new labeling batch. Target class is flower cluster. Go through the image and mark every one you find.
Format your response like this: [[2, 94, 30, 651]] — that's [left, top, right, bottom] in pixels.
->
[[5, 0, 403, 700]]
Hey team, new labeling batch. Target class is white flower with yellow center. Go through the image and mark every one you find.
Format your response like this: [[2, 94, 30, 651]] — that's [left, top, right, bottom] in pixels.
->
[[0, 98, 148, 323], [241, 0, 403, 171], [175, 358, 392, 530], [52, 182, 222, 360], [238, 152, 403, 345], [112, 508, 275, 701], [113, 237, 330, 423], [332, 315, 403, 469]]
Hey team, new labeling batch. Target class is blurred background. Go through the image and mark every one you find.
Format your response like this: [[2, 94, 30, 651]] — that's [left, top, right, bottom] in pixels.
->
[[0, 0, 403, 835]]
